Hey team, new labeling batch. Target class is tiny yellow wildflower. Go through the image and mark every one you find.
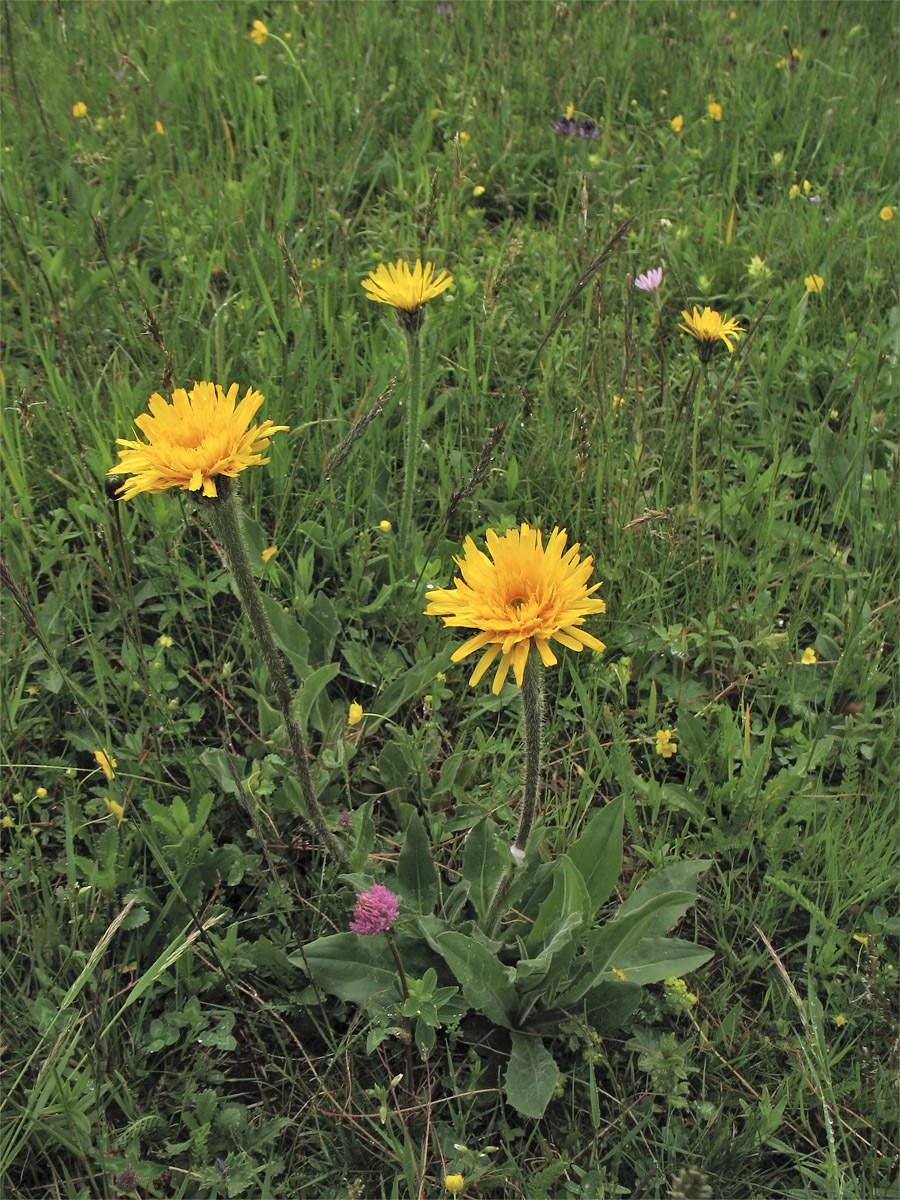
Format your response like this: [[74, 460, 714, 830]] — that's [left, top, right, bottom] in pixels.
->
[[852, 934, 869, 947], [612, 967, 627, 981], [1, 815, 15, 829], [445, 1177, 465, 1197], [159, 634, 174, 647], [104, 797, 126, 823], [472, 185, 486, 197], [880, 206, 894, 221], [708, 101, 722, 121], [801, 647, 817, 665], [804, 274, 824, 293], [611, 394, 626, 410], [457, 130, 470, 145], [803, 179, 812, 195], [379, 520, 392, 532], [95, 750, 117, 780], [261, 545, 279, 563], [72, 101, 88, 118], [834, 1014, 848, 1027], [565, 102, 575, 120], [656, 729, 677, 758], [27, 685, 38, 696], [154, 120, 166, 135], [670, 113, 684, 132], [776, 57, 788, 69], [250, 18, 269, 44], [789, 184, 800, 199], [348, 702, 364, 727], [35, 787, 48, 799]]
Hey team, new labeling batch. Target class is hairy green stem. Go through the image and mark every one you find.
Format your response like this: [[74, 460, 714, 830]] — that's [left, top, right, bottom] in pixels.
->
[[398, 323, 423, 551], [203, 481, 348, 866], [484, 652, 545, 937]]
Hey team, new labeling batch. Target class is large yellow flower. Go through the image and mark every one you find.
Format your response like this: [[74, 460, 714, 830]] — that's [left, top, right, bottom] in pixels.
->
[[109, 381, 288, 501], [425, 523, 606, 695], [678, 306, 743, 361], [362, 258, 453, 313]]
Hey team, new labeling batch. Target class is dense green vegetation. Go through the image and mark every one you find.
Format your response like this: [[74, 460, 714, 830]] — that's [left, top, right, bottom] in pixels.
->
[[2, 2, 897, 1197]]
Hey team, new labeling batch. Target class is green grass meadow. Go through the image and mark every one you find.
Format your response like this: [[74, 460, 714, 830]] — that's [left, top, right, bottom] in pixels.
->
[[2, 1, 898, 1197]]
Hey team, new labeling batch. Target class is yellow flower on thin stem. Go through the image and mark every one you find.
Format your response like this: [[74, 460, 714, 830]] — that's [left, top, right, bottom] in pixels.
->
[[72, 101, 88, 118], [670, 113, 684, 132], [108, 382, 289, 501], [425, 523, 606, 696], [801, 647, 817, 665], [362, 258, 453, 323], [250, 18, 269, 44], [445, 1176, 465, 1197], [104, 797, 127, 824], [678, 307, 743, 362], [708, 100, 722, 121], [804, 274, 824, 293], [880, 206, 894, 221], [348, 702, 364, 726]]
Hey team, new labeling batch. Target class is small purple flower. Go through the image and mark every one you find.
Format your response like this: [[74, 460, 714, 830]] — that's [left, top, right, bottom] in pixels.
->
[[436, 1, 454, 17], [577, 119, 600, 140], [551, 115, 577, 136], [634, 267, 663, 293], [808, 194, 821, 204], [349, 884, 398, 936]]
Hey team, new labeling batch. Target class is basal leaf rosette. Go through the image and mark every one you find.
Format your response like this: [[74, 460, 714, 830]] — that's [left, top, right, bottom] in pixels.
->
[[109, 381, 288, 501], [425, 523, 606, 695]]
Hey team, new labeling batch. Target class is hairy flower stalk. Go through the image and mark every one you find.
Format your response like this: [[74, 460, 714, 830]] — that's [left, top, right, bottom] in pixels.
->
[[109, 381, 347, 865], [400, 324, 423, 550], [201, 482, 348, 865], [362, 258, 452, 549], [484, 650, 545, 936]]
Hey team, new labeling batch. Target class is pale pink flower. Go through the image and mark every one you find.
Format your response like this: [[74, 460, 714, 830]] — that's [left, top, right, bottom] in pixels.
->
[[635, 267, 663, 293], [349, 884, 398, 936]]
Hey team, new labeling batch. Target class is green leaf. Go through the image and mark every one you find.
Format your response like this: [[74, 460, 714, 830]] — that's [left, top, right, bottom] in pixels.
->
[[291, 934, 396, 1005], [618, 860, 712, 936], [515, 911, 582, 993], [396, 812, 439, 914], [296, 662, 341, 738], [504, 1032, 559, 1119], [350, 801, 376, 872], [556, 891, 696, 1006], [600, 936, 713, 986], [526, 856, 590, 955], [431, 932, 515, 1027], [462, 817, 505, 921], [567, 798, 624, 914]]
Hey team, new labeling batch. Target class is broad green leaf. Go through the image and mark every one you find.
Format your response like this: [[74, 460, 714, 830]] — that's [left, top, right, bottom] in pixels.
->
[[526, 856, 590, 955], [432, 932, 515, 1027], [292, 934, 396, 1005], [504, 1031, 559, 1119], [515, 911, 582, 992], [580, 980, 643, 1034], [397, 812, 439, 914], [600, 936, 713, 986], [296, 662, 341, 737], [259, 592, 310, 681], [556, 891, 696, 1006], [618, 860, 712, 936], [462, 816, 505, 921], [567, 797, 624, 914], [350, 801, 376, 872]]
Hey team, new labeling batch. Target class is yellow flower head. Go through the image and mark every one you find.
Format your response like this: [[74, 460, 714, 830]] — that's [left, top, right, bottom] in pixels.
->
[[803, 179, 812, 195], [804, 274, 824, 293], [472, 184, 486, 197], [445, 1177, 465, 1197], [789, 184, 801, 199], [348, 702, 364, 726], [881, 206, 894, 221], [379, 520, 392, 532], [708, 100, 722, 121], [250, 18, 269, 44], [72, 101, 88, 118], [801, 647, 817, 665], [95, 750, 117, 780], [425, 523, 606, 695], [656, 729, 677, 758], [565, 102, 575, 120], [670, 113, 684, 132], [261, 545, 279, 563], [678, 306, 743, 361], [109, 382, 289, 501], [362, 258, 453, 314], [154, 120, 166, 135], [35, 787, 48, 799]]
